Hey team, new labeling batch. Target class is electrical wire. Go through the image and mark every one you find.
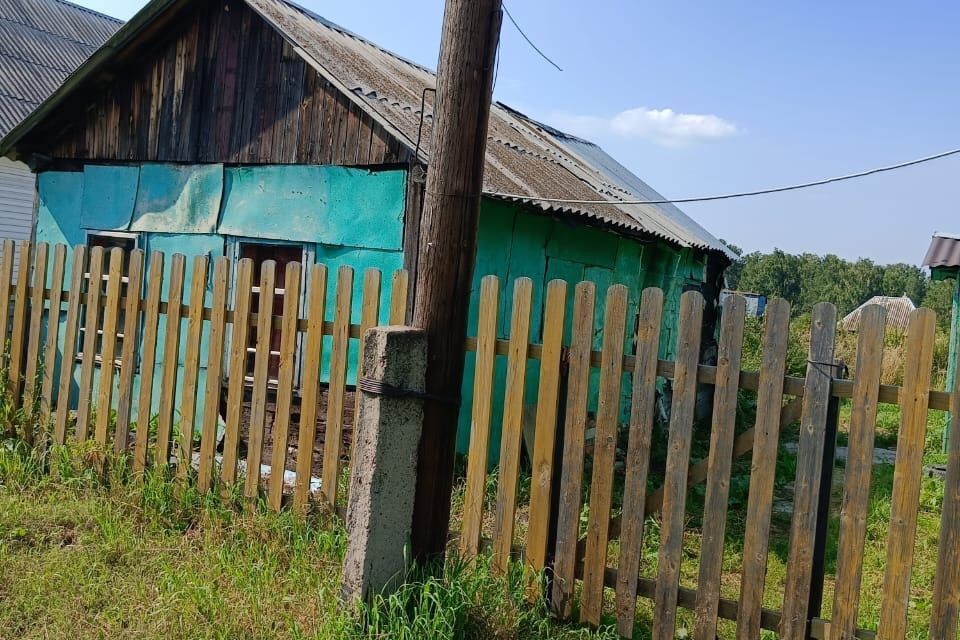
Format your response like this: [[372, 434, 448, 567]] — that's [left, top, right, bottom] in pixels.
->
[[502, 3, 563, 72], [482, 146, 960, 205]]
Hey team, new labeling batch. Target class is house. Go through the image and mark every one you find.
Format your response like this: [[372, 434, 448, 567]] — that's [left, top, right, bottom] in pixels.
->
[[720, 289, 767, 318], [0, 0, 120, 271], [0, 0, 733, 462], [841, 295, 916, 333]]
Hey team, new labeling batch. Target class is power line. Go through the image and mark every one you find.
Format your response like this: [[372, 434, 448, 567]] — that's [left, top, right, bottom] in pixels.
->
[[483, 146, 960, 205], [502, 3, 563, 72]]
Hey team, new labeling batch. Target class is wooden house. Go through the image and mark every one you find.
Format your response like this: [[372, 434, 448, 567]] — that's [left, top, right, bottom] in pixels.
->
[[0, 0, 733, 461]]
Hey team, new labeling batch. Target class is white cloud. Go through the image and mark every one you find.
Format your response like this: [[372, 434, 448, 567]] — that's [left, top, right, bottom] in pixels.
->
[[549, 106, 740, 148]]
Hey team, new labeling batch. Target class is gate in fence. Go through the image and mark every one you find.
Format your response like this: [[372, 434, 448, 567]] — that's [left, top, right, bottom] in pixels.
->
[[2, 239, 959, 639]]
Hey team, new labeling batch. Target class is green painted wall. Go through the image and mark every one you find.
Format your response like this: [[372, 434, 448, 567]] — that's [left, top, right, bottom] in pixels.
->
[[455, 199, 707, 464], [35, 164, 711, 465]]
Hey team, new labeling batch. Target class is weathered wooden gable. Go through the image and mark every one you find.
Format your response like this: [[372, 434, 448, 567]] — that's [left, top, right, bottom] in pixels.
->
[[28, 0, 411, 167]]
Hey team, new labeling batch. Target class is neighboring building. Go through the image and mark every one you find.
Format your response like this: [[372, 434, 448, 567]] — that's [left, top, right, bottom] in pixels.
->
[[841, 295, 916, 333], [924, 232, 960, 451], [720, 290, 767, 318], [0, 0, 733, 462], [0, 0, 121, 269]]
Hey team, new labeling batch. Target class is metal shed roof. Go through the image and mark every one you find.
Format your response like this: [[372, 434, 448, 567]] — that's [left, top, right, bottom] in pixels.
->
[[0, 0, 120, 138], [923, 233, 960, 270], [841, 295, 916, 333], [245, 0, 733, 259]]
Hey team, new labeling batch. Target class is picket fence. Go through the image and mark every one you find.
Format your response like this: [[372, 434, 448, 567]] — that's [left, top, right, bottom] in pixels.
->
[[1, 239, 407, 516], [458, 276, 960, 640], [3, 240, 960, 639]]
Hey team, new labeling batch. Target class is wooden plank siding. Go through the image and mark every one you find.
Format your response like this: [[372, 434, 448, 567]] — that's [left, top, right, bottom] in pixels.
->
[[29, 0, 413, 169]]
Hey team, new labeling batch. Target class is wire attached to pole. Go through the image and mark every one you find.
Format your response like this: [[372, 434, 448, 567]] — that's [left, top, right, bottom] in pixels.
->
[[502, 3, 563, 72], [483, 146, 960, 205]]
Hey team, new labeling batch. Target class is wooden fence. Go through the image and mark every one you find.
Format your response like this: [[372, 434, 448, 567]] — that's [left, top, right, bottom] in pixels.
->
[[0, 240, 407, 516], [4, 240, 960, 639], [458, 276, 960, 640]]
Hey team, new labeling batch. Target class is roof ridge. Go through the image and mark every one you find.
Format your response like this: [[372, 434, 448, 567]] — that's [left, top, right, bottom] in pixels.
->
[[278, 0, 436, 76], [47, 0, 123, 25]]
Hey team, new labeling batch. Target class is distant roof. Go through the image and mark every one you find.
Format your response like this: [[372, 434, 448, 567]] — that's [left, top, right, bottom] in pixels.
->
[[0, 0, 120, 138], [841, 295, 916, 333], [923, 232, 960, 270]]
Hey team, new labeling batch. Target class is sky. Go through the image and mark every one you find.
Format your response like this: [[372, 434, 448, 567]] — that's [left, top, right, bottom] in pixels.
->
[[73, 0, 960, 266]]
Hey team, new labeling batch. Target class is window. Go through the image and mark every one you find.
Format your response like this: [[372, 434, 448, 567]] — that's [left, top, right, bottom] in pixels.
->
[[230, 240, 310, 385], [79, 231, 140, 366]]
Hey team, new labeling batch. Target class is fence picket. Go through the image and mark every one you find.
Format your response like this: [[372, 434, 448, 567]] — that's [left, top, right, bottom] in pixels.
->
[[832, 305, 886, 639], [736, 298, 791, 640], [492, 277, 534, 574], [551, 281, 596, 620], [221, 258, 254, 489], [0, 239, 15, 376], [389, 269, 408, 325], [22, 242, 48, 441], [155, 253, 186, 468], [525, 279, 567, 574], [693, 294, 746, 640], [460, 275, 499, 559], [134, 251, 164, 472], [9, 241, 32, 411], [75, 245, 104, 442], [351, 268, 382, 458], [293, 264, 328, 513], [268, 262, 303, 511], [177, 255, 209, 480], [93, 248, 124, 453], [781, 302, 839, 639], [615, 287, 664, 637], [878, 308, 936, 640], [931, 344, 960, 638], [320, 265, 354, 511], [40, 244, 67, 422], [114, 249, 144, 453], [245, 260, 276, 501], [198, 257, 230, 491], [54, 246, 87, 445], [652, 291, 705, 639], [580, 285, 630, 625]]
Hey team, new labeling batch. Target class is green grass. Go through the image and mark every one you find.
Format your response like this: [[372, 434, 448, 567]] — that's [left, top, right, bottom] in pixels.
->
[[0, 439, 618, 640]]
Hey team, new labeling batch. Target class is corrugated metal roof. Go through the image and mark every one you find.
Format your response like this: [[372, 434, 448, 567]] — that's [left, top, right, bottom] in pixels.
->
[[245, 0, 732, 258], [923, 233, 960, 269], [0, 0, 120, 137], [841, 295, 916, 333]]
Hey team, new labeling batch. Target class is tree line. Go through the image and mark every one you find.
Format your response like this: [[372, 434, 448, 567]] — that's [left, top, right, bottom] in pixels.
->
[[723, 244, 954, 324]]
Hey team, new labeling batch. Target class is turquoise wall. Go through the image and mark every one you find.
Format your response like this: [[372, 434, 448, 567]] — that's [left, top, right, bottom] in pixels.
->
[[34, 163, 406, 432], [456, 199, 707, 464], [35, 163, 709, 465]]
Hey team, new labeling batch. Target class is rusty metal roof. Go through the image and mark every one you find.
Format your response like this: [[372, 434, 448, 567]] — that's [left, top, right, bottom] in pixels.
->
[[841, 295, 916, 333], [923, 233, 960, 270], [0, 0, 120, 138], [245, 0, 733, 258]]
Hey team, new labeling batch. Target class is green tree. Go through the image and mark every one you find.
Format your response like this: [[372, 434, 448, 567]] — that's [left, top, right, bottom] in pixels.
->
[[923, 279, 955, 329]]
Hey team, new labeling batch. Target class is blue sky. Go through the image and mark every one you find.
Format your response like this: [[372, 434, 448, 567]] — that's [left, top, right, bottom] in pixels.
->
[[74, 0, 960, 265]]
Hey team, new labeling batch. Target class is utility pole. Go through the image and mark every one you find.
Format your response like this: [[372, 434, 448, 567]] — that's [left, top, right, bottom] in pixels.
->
[[410, 0, 503, 561]]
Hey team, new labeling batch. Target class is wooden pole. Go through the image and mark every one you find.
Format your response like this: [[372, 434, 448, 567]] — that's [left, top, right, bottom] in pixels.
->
[[410, 0, 503, 561]]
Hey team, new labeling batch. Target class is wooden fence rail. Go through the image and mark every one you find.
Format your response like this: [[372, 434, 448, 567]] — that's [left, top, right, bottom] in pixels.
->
[[457, 275, 960, 640], [0, 240, 407, 517]]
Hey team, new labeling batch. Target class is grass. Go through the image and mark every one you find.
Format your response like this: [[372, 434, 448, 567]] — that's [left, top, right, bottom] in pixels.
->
[[0, 439, 618, 640]]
